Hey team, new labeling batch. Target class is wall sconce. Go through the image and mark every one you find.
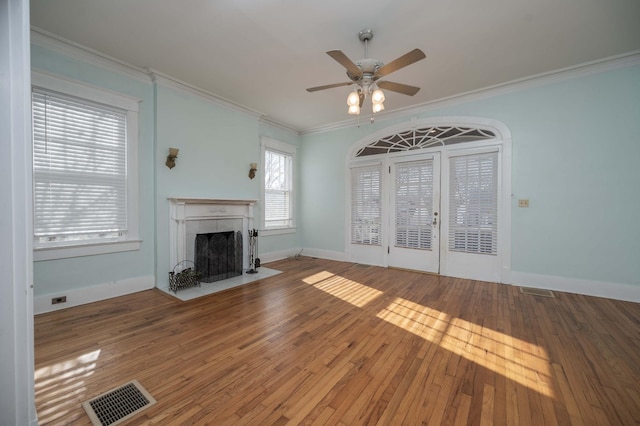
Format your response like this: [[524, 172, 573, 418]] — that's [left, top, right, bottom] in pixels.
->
[[249, 162, 258, 179], [166, 148, 179, 169]]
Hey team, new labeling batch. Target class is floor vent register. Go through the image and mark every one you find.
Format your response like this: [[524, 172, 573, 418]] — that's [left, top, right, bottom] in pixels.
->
[[82, 380, 156, 426], [520, 286, 555, 297]]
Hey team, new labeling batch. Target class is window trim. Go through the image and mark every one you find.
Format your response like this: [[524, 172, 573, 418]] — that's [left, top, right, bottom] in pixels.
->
[[32, 70, 141, 261], [260, 137, 296, 236]]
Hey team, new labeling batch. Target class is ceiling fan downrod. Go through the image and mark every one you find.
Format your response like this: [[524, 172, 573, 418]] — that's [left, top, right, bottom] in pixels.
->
[[359, 29, 373, 59]]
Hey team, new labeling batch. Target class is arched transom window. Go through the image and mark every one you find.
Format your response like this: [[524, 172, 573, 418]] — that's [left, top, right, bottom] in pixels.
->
[[354, 126, 496, 157]]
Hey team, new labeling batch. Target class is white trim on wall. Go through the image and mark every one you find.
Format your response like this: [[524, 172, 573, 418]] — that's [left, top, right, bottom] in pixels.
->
[[302, 51, 640, 135], [258, 247, 304, 264], [150, 70, 267, 121], [30, 27, 150, 83], [31, 26, 639, 137], [31, 70, 142, 261], [30, 27, 300, 134], [293, 248, 640, 303], [34, 275, 155, 315], [2, 1, 36, 423], [261, 137, 298, 235], [300, 248, 349, 263], [511, 271, 640, 303]]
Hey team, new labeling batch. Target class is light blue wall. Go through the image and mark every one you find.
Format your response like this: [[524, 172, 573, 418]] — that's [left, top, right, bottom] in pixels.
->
[[301, 63, 640, 288], [30, 44, 304, 297], [31, 45, 156, 296], [30, 40, 640, 298], [155, 84, 255, 287]]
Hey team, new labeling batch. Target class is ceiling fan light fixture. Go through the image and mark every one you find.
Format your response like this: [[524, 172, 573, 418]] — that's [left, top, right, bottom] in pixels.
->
[[307, 29, 425, 118], [347, 91, 360, 106], [348, 104, 361, 115], [371, 88, 385, 103]]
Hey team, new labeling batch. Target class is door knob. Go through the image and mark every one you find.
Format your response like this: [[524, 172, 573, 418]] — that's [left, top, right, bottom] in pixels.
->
[[432, 212, 438, 225]]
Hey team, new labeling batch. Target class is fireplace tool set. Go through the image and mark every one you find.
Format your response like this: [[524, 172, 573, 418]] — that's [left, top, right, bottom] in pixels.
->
[[247, 229, 260, 274]]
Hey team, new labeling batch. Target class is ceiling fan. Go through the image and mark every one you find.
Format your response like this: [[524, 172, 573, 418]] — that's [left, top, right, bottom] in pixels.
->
[[306, 29, 426, 115]]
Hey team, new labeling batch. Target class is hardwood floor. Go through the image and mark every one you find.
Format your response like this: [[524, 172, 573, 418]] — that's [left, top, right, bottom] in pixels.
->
[[34, 257, 640, 425]]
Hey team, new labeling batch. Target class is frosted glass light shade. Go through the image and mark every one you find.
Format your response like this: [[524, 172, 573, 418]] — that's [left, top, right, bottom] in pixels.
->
[[371, 89, 385, 103], [347, 91, 360, 106]]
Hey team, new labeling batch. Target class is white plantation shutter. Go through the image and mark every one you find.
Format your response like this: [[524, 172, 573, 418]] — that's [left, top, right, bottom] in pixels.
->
[[264, 148, 293, 228], [32, 89, 128, 244], [351, 165, 382, 245], [449, 151, 498, 254], [395, 160, 433, 250]]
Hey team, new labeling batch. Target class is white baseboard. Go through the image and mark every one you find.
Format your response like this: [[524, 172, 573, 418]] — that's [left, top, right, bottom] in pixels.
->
[[299, 248, 348, 262], [34, 275, 155, 314], [259, 247, 303, 264], [260, 247, 348, 264], [510, 271, 640, 303]]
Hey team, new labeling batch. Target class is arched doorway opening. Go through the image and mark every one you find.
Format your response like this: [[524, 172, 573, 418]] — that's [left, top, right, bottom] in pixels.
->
[[347, 117, 512, 283]]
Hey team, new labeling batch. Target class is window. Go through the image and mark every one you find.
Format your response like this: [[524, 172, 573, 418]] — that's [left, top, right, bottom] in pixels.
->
[[262, 138, 295, 234], [351, 165, 382, 245], [32, 72, 140, 260]]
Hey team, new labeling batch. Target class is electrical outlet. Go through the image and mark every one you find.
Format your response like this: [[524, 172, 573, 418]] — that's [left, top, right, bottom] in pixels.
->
[[518, 199, 529, 208], [51, 296, 67, 304]]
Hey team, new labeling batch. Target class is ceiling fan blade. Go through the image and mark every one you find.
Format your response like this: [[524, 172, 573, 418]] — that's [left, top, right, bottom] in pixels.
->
[[377, 80, 421, 96], [327, 50, 363, 78], [375, 48, 426, 77], [306, 82, 352, 92]]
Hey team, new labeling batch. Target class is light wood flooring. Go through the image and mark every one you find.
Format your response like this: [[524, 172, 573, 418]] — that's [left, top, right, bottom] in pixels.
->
[[34, 257, 640, 425]]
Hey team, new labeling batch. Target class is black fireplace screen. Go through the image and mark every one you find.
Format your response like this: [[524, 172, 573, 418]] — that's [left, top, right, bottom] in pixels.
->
[[194, 231, 243, 283]]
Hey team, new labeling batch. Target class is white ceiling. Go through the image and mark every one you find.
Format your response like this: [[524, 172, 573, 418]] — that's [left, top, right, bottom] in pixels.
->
[[30, 0, 640, 132]]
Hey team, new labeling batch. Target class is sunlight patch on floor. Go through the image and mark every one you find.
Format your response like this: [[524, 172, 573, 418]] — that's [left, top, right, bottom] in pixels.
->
[[303, 271, 383, 307], [377, 297, 555, 398], [35, 349, 101, 424]]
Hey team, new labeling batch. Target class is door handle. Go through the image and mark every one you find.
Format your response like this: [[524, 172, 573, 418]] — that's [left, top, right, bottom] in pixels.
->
[[432, 212, 438, 225]]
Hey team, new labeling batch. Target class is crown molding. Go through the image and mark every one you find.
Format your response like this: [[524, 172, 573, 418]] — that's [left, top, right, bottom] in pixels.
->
[[301, 50, 640, 136], [30, 27, 300, 133], [258, 115, 300, 136], [149, 69, 266, 120], [30, 26, 151, 84]]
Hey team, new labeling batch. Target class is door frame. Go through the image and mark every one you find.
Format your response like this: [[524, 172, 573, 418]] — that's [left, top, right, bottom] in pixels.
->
[[346, 116, 512, 283]]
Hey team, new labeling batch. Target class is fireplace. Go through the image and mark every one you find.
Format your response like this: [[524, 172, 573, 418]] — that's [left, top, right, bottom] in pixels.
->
[[195, 231, 243, 282], [168, 198, 256, 287]]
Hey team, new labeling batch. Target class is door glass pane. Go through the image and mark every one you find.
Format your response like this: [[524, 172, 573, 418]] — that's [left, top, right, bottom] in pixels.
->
[[448, 152, 498, 255], [395, 160, 433, 250], [351, 165, 382, 245]]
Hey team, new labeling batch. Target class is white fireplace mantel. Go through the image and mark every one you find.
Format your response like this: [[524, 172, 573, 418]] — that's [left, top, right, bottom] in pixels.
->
[[168, 198, 257, 272]]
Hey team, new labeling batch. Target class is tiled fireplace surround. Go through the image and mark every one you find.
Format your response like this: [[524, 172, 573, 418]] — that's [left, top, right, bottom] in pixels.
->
[[168, 198, 256, 276]]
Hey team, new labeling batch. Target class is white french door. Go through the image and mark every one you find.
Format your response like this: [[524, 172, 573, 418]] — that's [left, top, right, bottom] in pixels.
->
[[350, 139, 505, 283], [440, 148, 501, 282], [388, 154, 441, 273], [385, 147, 501, 280]]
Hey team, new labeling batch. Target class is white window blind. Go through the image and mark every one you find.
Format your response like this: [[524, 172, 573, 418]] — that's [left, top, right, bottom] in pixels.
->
[[32, 89, 128, 245], [264, 148, 293, 229], [449, 152, 498, 255], [351, 165, 382, 246], [395, 160, 433, 250]]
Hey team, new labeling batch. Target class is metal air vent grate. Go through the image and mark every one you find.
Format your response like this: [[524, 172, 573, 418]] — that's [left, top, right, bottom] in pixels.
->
[[82, 380, 156, 426], [520, 287, 555, 297]]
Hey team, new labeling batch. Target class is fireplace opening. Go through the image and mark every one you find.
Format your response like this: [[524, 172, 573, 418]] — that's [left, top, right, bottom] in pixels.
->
[[194, 231, 243, 283]]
